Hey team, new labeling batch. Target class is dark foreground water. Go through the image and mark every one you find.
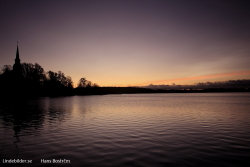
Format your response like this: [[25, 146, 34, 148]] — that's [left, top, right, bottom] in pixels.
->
[[0, 93, 250, 167]]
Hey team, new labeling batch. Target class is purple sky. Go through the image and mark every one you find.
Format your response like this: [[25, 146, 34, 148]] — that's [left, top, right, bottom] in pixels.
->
[[1, 0, 250, 87]]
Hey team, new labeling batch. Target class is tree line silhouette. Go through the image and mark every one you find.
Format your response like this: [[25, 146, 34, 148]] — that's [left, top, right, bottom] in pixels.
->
[[0, 62, 99, 97], [1, 62, 249, 98], [0, 62, 157, 97]]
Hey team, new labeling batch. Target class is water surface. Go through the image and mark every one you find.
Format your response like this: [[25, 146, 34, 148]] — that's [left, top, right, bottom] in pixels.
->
[[0, 93, 250, 166]]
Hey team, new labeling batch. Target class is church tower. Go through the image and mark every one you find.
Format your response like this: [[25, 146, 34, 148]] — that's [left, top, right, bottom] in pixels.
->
[[13, 43, 22, 76]]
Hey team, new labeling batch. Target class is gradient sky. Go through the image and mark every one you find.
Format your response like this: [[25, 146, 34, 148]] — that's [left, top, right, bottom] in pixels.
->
[[1, 0, 250, 87]]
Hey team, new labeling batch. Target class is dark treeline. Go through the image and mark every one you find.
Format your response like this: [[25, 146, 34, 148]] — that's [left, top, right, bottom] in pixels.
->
[[0, 62, 155, 97], [141, 80, 250, 90], [0, 63, 99, 98], [0, 63, 73, 97], [75, 86, 157, 95], [74, 77, 100, 95], [1, 63, 249, 98], [75, 86, 250, 95]]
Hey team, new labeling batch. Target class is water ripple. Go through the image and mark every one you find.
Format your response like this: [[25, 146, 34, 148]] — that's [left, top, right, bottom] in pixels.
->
[[0, 93, 250, 166]]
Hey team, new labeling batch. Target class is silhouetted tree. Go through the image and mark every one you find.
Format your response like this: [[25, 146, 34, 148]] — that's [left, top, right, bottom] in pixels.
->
[[57, 71, 73, 88], [77, 78, 87, 88], [44, 70, 73, 96], [65, 76, 74, 89], [0, 65, 14, 85], [77, 78, 99, 89], [21, 63, 46, 87], [75, 77, 100, 95], [86, 81, 92, 88], [92, 83, 99, 88], [46, 70, 73, 88], [47, 70, 58, 82], [45, 71, 64, 89], [1, 65, 12, 73]]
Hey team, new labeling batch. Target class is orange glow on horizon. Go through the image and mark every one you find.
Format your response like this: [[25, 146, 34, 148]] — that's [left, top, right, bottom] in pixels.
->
[[136, 70, 250, 86], [71, 71, 250, 88]]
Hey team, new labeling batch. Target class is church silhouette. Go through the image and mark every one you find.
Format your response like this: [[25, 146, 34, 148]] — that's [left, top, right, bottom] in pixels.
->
[[13, 43, 23, 77]]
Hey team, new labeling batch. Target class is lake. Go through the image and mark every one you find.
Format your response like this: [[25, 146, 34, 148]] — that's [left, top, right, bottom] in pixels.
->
[[0, 93, 250, 166]]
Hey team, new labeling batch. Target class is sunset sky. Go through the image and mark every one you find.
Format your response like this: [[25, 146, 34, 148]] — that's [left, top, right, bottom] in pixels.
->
[[0, 0, 250, 87]]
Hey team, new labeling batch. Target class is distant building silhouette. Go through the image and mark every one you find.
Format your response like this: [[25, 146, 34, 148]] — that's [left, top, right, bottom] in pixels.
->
[[13, 43, 23, 77]]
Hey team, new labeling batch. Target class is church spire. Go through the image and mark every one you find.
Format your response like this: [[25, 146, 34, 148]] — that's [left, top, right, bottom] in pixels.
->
[[16, 41, 19, 59], [13, 42, 22, 76]]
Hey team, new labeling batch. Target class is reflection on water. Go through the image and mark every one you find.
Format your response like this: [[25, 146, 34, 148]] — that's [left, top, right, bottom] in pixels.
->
[[0, 93, 250, 166]]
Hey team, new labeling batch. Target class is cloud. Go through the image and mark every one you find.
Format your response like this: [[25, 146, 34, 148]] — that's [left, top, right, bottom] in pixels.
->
[[142, 79, 250, 90], [140, 70, 250, 86]]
